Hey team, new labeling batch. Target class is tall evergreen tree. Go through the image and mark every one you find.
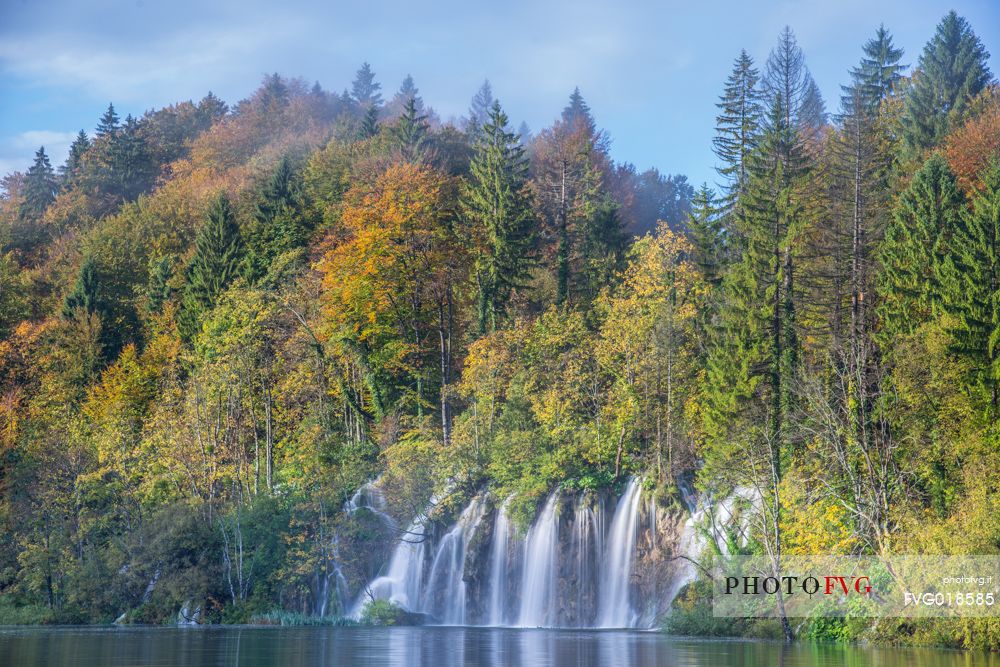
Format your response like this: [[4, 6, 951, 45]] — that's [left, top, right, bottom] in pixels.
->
[[179, 194, 245, 341], [687, 184, 725, 286], [245, 156, 306, 281], [902, 11, 992, 155], [765, 27, 810, 133], [146, 255, 174, 315], [877, 153, 964, 341], [96, 103, 120, 138], [713, 50, 763, 203], [63, 256, 101, 318], [466, 79, 494, 137], [936, 165, 1000, 408], [561, 87, 596, 134], [391, 98, 429, 162], [350, 62, 383, 110], [20, 147, 59, 219], [61, 130, 91, 183], [853, 25, 906, 111], [359, 104, 380, 140], [462, 101, 534, 333], [109, 114, 154, 202]]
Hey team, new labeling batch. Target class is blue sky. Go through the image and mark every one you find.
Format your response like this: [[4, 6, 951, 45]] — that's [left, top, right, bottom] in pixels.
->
[[1, 0, 998, 188]]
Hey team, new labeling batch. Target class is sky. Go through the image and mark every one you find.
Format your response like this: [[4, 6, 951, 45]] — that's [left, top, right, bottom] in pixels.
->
[[1, 0, 999, 189]]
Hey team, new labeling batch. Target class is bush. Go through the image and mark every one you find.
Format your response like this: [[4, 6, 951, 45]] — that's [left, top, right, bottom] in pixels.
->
[[360, 599, 405, 626]]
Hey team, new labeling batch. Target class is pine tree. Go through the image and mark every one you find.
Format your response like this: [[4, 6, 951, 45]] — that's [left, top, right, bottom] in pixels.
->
[[462, 101, 534, 333], [179, 194, 245, 341], [351, 62, 383, 109], [713, 50, 763, 203], [936, 165, 1000, 408], [63, 256, 101, 318], [359, 104, 380, 140], [61, 130, 91, 182], [20, 147, 59, 219], [391, 98, 429, 162], [466, 80, 494, 137], [877, 153, 964, 341], [96, 103, 120, 138], [902, 11, 992, 155]]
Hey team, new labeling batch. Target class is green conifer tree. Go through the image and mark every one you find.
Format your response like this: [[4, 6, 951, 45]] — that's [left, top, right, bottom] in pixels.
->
[[179, 194, 245, 341], [877, 153, 964, 341], [902, 11, 992, 155], [462, 101, 534, 333], [20, 147, 59, 219]]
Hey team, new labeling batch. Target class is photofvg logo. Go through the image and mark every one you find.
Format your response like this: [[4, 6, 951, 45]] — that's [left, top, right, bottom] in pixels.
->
[[723, 573, 872, 597], [712, 555, 1000, 618]]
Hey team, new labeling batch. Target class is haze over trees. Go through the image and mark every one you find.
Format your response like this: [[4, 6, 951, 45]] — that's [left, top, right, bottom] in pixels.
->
[[0, 12, 997, 649]]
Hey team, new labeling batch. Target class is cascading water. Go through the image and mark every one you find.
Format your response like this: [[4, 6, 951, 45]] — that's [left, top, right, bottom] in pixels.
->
[[342, 475, 736, 629], [596, 477, 644, 628], [516, 491, 560, 627], [421, 496, 487, 624], [486, 499, 512, 625]]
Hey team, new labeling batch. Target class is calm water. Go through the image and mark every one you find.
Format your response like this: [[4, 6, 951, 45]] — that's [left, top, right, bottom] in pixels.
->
[[0, 626, 995, 667]]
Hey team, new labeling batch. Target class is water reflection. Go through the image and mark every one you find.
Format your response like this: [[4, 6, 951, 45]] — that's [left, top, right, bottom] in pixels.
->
[[0, 626, 996, 667]]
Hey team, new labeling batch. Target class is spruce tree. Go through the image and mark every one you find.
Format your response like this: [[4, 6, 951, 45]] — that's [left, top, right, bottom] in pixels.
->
[[687, 184, 725, 286], [146, 255, 173, 315], [462, 101, 534, 333], [937, 165, 1000, 408], [713, 50, 763, 203], [350, 62, 383, 109], [179, 194, 244, 341], [109, 114, 154, 202], [391, 98, 429, 162], [877, 153, 964, 341], [20, 147, 59, 219], [245, 156, 305, 281], [96, 103, 120, 138], [359, 105, 380, 140], [63, 256, 101, 318], [853, 25, 906, 112], [466, 79, 494, 137], [902, 11, 992, 155], [765, 27, 810, 132], [561, 87, 596, 134], [61, 130, 91, 183]]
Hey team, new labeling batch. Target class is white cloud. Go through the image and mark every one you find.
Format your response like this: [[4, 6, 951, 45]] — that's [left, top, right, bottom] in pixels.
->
[[0, 130, 77, 175]]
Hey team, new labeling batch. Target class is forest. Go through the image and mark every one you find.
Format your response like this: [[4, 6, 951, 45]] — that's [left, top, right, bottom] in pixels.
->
[[0, 9, 998, 649]]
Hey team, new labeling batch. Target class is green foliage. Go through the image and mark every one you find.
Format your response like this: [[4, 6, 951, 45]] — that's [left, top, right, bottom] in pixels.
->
[[902, 11, 992, 155], [20, 147, 59, 220], [462, 100, 534, 333], [360, 599, 406, 626], [179, 193, 244, 341]]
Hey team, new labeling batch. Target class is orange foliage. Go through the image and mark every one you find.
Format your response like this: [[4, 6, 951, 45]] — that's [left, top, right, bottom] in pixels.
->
[[944, 93, 1000, 194]]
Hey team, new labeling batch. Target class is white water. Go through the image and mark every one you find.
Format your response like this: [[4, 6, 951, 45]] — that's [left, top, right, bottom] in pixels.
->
[[345, 475, 729, 629], [516, 491, 560, 627], [422, 496, 487, 624], [486, 499, 512, 625], [596, 477, 643, 628]]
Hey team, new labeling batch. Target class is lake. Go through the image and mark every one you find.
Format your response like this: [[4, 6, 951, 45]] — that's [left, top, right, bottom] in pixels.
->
[[0, 626, 995, 667]]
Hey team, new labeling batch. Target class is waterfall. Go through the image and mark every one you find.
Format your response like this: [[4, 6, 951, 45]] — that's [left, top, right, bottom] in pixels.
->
[[349, 509, 431, 616], [486, 499, 512, 625], [516, 491, 560, 627], [596, 477, 643, 628], [422, 496, 487, 624], [343, 475, 730, 628]]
